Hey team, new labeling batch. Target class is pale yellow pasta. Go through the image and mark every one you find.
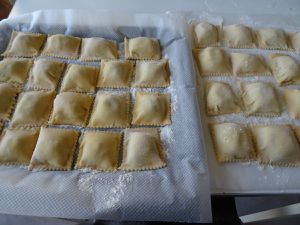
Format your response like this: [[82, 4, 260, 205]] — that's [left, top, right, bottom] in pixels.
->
[[60, 64, 99, 93], [88, 93, 130, 128], [290, 32, 300, 53], [222, 24, 255, 48], [210, 123, 255, 163], [29, 127, 78, 170], [119, 128, 166, 171], [256, 28, 288, 50], [206, 81, 241, 116], [80, 37, 118, 61], [27, 59, 65, 90], [125, 37, 161, 60], [284, 89, 300, 119], [2, 31, 46, 57], [11, 91, 55, 127], [0, 128, 40, 165], [132, 92, 171, 126], [269, 54, 300, 86], [194, 22, 219, 47], [0, 83, 18, 120], [76, 131, 121, 171], [252, 125, 300, 166]]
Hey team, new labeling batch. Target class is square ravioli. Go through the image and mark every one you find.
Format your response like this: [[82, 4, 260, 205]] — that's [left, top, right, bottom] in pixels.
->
[[0, 58, 32, 84], [0, 128, 40, 165], [222, 24, 255, 48], [134, 60, 170, 88], [206, 81, 241, 116], [269, 54, 300, 86], [194, 47, 231, 76], [76, 131, 121, 171], [88, 93, 130, 128], [252, 125, 300, 166], [80, 37, 118, 61], [210, 123, 255, 163], [49, 92, 93, 126], [60, 64, 99, 93], [42, 34, 81, 59], [194, 22, 219, 47], [241, 82, 281, 116], [0, 83, 19, 120], [119, 128, 166, 171], [284, 89, 300, 119], [125, 37, 161, 60], [290, 32, 300, 53], [11, 90, 55, 127], [97, 60, 133, 88], [2, 31, 46, 57], [27, 59, 65, 90], [132, 92, 171, 126], [29, 127, 79, 170], [256, 28, 288, 50], [230, 53, 270, 76]]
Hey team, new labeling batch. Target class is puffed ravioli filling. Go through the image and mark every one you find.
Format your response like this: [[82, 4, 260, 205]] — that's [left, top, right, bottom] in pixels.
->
[[222, 24, 255, 48], [49, 92, 93, 126], [284, 89, 300, 119], [125, 37, 161, 60], [252, 126, 300, 166], [2, 31, 46, 57], [206, 81, 241, 116], [132, 92, 171, 126], [60, 64, 99, 93], [194, 22, 219, 47], [29, 127, 79, 170], [80, 37, 118, 60], [134, 60, 170, 87], [241, 82, 281, 116], [88, 93, 130, 128], [98, 60, 133, 88], [120, 129, 166, 171], [256, 28, 288, 50], [0, 83, 18, 120], [0, 128, 40, 165], [210, 123, 255, 163], [76, 131, 121, 171]]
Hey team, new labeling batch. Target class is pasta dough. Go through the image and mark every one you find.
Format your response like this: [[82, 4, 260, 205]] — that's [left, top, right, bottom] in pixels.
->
[[120, 128, 166, 171], [0, 128, 40, 165], [0, 58, 32, 84], [294, 126, 300, 143], [60, 64, 99, 93], [290, 32, 300, 53], [80, 37, 118, 61], [132, 92, 171, 126], [125, 37, 161, 60], [11, 90, 55, 127], [27, 59, 65, 90], [76, 131, 121, 171], [0, 83, 18, 120], [256, 28, 288, 50], [42, 34, 81, 59], [134, 60, 170, 87], [284, 89, 300, 119], [206, 81, 241, 116], [230, 52, 270, 76], [269, 54, 300, 86], [252, 125, 300, 166], [210, 123, 255, 163], [2, 31, 46, 57], [88, 93, 130, 128], [97, 60, 133, 88], [241, 82, 281, 116], [222, 24, 255, 48], [194, 47, 231, 76], [49, 92, 93, 126], [194, 22, 219, 47], [29, 127, 78, 170]]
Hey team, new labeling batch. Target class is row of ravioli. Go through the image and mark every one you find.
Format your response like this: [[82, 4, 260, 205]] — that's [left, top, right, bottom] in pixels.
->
[[0, 125, 166, 171], [194, 22, 300, 52], [205, 81, 299, 119], [194, 47, 300, 86], [0, 85, 171, 128], [0, 57, 170, 90], [209, 122, 300, 167], [1, 31, 161, 60]]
